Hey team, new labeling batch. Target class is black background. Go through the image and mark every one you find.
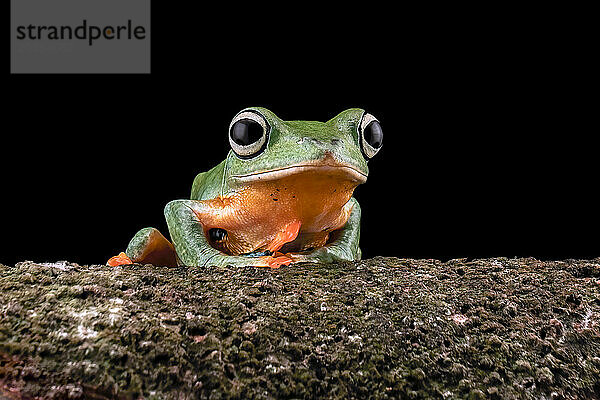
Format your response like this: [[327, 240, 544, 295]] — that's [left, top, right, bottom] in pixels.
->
[[3, 4, 596, 266]]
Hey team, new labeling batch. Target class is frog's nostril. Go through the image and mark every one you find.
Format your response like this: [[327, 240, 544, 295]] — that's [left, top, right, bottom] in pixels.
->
[[322, 150, 336, 161]]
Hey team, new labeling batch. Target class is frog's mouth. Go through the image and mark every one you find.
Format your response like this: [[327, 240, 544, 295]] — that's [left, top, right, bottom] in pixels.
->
[[230, 158, 367, 184]]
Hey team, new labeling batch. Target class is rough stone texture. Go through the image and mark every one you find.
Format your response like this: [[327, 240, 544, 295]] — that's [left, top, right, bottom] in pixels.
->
[[1, 257, 599, 399]]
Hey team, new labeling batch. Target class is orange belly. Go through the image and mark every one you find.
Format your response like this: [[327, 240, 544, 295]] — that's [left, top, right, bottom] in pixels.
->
[[197, 170, 359, 255]]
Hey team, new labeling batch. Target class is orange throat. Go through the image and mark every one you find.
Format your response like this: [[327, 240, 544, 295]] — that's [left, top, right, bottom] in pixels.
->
[[200, 167, 361, 256]]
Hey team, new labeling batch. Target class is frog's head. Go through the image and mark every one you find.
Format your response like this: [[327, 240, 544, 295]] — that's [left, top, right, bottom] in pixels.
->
[[225, 107, 383, 188]]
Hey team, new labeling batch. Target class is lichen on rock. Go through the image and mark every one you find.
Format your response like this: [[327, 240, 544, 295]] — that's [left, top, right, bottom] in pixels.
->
[[1, 257, 599, 399]]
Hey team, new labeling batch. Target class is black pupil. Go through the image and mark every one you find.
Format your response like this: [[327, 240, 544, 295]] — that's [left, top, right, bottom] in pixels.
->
[[209, 228, 227, 242], [364, 121, 383, 148], [231, 119, 263, 146]]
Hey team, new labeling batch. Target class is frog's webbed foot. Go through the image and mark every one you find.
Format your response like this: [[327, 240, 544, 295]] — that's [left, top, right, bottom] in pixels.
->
[[238, 250, 293, 269], [262, 254, 294, 268], [264, 220, 301, 253], [243, 252, 292, 268], [107, 252, 133, 267], [252, 220, 299, 268], [107, 227, 177, 267]]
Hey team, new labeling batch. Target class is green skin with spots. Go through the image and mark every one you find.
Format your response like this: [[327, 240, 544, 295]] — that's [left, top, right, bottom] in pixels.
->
[[125, 107, 378, 267]]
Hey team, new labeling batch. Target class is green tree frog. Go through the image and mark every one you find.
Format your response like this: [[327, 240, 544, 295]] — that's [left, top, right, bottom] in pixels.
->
[[108, 107, 382, 268]]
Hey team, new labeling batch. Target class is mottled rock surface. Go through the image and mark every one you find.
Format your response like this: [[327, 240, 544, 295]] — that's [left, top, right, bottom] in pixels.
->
[[1, 257, 599, 399]]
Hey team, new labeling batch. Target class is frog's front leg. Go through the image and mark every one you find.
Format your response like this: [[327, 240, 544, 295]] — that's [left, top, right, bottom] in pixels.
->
[[291, 197, 362, 264], [164, 199, 292, 268]]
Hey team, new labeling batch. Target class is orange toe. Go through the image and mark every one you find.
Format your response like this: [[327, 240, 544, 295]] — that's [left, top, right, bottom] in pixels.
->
[[257, 252, 294, 269], [265, 220, 301, 253], [268, 255, 293, 268], [107, 252, 133, 266]]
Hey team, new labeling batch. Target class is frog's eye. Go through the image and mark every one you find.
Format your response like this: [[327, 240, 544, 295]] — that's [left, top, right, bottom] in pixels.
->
[[208, 228, 227, 242], [358, 113, 383, 159], [229, 110, 270, 158]]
